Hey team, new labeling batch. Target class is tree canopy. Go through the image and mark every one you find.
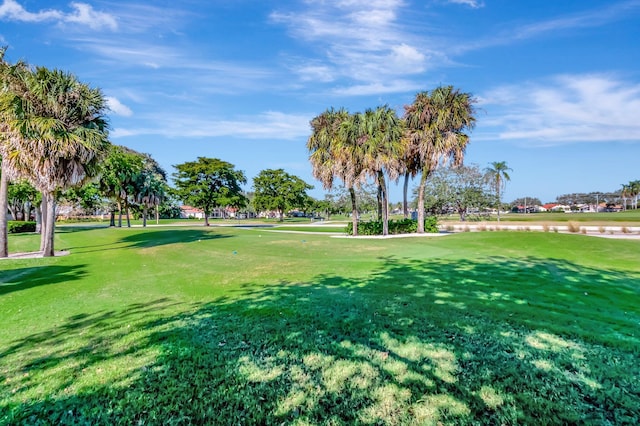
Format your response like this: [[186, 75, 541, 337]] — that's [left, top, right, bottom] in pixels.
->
[[253, 169, 313, 221], [173, 157, 247, 226]]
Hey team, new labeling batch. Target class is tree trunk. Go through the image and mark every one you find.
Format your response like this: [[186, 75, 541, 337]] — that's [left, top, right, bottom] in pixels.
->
[[35, 203, 42, 233], [109, 210, 115, 227], [0, 164, 9, 258], [204, 210, 210, 226], [349, 186, 358, 236], [416, 169, 429, 234], [40, 191, 48, 251], [42, 192, 56, 257], [156, 205, 159, 224], [117, 200, 123, 227], [125, 203, 131, 227], [378, 171, 389, 236], [376, 184, 382, 221], [7, 204, 17, 221], [403, 172, 410, 219], [24, 201, 31, 222], [142, 206, 148, 227]]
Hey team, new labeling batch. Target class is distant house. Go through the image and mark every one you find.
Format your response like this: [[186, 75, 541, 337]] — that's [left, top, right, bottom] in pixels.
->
[[180, 205, 205, 219]]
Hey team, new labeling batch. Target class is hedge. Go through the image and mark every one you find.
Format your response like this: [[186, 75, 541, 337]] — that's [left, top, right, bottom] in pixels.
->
[[8, 221, 37, 234], [345, 216, 438, 236]]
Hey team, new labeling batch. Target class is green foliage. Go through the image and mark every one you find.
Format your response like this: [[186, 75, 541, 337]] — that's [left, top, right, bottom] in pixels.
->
[[418, 164, 493, 220], [173, 157, 247, 224], [253, 169, 313, 221], [7, 221, 36, 233], [346, 217, 438, 235]]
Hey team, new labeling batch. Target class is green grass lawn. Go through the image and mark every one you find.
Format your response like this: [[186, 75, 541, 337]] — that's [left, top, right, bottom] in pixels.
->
[[1, 227, 639, 424]]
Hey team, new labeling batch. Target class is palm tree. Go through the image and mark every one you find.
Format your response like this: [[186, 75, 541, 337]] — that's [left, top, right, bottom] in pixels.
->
[[484, 161, 512, 222], [355, 105, 406, 236], [99, 145, 145, 227], [0, 49, 30, 257], [629, 180, 640, 210], [404, 86, 476, 233], [135, 154, 167, 227], [2, 65, 110, 256], [308, 108, 367, 236], [620, 183, 630, 210]]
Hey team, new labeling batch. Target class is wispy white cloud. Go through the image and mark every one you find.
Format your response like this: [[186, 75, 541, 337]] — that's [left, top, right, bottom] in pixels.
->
[[478, 74, 640, 145], [112, 111, 312, 140], [456, 0, 640, 53], [447, 0, 484, 8], [105, 96, 133, 117], [0, 0, 117, 30], [270, 0, 436, 94]]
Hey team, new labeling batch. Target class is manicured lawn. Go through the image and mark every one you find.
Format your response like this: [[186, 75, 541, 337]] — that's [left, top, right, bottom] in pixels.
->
[[439, 210, 640, 225], [1, 227, 639, 424]]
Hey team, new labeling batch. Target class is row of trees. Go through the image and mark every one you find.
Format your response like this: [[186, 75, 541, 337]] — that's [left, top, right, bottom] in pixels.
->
[[171, 157, 315, 224], [307, 85, 476, 235]]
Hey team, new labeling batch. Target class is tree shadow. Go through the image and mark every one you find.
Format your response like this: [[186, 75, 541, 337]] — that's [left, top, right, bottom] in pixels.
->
[[0, 264, 87, 296], [66, 228, 232, 254], [2, 256, 638, 424]]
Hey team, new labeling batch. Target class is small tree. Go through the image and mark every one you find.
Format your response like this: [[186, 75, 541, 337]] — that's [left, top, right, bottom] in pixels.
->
[[418, 164, 492, 221], [484, 161, 512, 222], [173, 157, 247, 226], [253, 169, 313, 221]]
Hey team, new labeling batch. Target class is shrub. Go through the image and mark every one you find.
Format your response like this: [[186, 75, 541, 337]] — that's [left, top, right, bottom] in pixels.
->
[[567, 222, 581, 233], [8, 221, 36, 234], [345, 216, 438, 236]]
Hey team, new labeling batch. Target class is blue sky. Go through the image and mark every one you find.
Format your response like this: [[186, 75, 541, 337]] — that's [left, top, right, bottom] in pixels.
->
[[1, 0, 639, 203]]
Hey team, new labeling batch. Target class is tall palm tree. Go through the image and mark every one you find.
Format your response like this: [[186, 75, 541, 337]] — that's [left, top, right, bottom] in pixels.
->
[[2, 65, 110, 256], [484, 161, 512, 222], [135, 153, 167, 227], [404, 86, 476, 233], [629, 180, 640, 210], [308, 107, 367, 236], [620, 183, 630, 211], [356, 105, 406, 236], [0, 49, 30, 257]]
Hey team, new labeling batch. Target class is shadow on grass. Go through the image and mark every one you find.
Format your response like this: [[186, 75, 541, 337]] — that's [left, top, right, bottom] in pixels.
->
[[66, 228, 232, 254], [0, 264, 87, 296], [2, 257, 638, 424]]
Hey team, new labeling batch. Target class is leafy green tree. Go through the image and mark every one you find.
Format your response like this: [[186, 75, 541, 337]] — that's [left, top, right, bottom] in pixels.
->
[[484, 161, 512, 222], [253, 169, 313, 221], [404, 86, 476, 233], [510, 197, 542, 210], [7, 179, 38, 221], [418, 164, 492, 221], [173, 157, 247, 226]]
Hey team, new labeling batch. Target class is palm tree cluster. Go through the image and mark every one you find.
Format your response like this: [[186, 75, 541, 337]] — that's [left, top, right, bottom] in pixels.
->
[[621, 180, 640, 210], [307, 86, 476, 236], [100, 145, 168, 228], [0, 49, 111, 257]]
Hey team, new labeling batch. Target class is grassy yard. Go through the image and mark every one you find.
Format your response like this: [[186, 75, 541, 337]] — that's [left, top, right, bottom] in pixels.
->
[[1, 226, 639, 424]]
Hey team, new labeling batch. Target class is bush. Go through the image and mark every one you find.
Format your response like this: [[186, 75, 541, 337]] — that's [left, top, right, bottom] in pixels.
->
[[345, 216, 438, 236], [8, 221, 36, 234]]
